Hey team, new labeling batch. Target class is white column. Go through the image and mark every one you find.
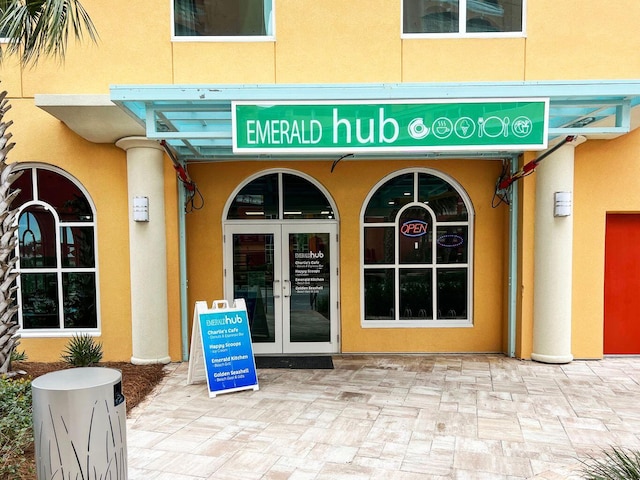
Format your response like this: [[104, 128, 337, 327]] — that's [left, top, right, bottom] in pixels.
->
[[531, 136, 585, 364], [116, 137, 171, 365]]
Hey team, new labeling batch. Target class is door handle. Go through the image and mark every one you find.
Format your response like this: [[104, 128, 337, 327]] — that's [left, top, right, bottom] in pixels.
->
[[283, 279, 291, 298]]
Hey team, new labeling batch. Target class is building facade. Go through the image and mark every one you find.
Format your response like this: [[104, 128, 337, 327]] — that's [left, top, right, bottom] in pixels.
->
[[9, 0, 640, 363]]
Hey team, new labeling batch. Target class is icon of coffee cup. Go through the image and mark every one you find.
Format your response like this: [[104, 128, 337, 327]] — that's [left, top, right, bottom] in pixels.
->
[[432, 118, 453, 138]]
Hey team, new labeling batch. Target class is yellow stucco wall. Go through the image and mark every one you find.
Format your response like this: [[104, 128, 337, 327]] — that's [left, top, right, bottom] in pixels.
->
[[173, 43, 276, 84], [515, 130, 640, 361], [6, 100, 182, 362], [276, 0, 402, 83], [3, 0, 639, 361], [186, 159, 507, 354], [516, 153, 536, 359], [572, 129, 640, 359], [8, 0, 640, 94], [7, 100, 129, 361], [402, 38, 526, 82], [0, 58, 23, 97], [19, 0, 174, 95], [524, 2, 640, 80]]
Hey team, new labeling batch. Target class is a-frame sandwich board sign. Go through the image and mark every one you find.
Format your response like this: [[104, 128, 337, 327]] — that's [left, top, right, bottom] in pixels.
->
[[187, 299, 259, 397]]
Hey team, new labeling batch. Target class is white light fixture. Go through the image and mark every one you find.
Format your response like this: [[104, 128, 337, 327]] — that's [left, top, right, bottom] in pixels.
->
[[133, 196, 149, 222], [554, 191, 572, 217]]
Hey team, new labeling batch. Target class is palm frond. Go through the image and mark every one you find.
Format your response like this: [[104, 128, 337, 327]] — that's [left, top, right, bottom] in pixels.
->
[[0, 0, 98, 66]]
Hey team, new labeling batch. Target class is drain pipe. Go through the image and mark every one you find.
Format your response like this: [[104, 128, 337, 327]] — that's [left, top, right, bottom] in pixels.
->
[[507, 155, 518, 358], [178, 180, 190, 361]]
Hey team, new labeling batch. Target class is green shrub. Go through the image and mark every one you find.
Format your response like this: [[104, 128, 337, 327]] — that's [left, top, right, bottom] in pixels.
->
[[61, 333, 103, 367], [582, 446, 640, 479], [10, 349, 27, 362], [0, 377, 33, 478]]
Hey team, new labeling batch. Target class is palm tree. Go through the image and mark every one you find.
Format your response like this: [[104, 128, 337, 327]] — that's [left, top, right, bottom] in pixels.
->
[[0, 0, 97, 376], [0, 95, 21, 376]]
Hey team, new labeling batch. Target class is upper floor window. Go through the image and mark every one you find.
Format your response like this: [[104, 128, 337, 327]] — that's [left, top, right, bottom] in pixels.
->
[[11, 165, 99, 335], [173, 0, 274, 40], [0, 12, 9, 43], [403, 0, 524, 36]]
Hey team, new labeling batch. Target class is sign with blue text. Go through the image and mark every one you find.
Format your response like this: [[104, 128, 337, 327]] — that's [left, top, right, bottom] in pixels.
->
[[187, 299, 259, 398], [232, 98, 549, 154]]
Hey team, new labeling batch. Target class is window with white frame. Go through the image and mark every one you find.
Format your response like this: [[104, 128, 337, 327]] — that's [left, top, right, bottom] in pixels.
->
[[12, 166, 99, 334], [403, 0, 523, 35], [362, 170, 473, 327], [173, 0, 274, 39], [0, 11, 9, 43]]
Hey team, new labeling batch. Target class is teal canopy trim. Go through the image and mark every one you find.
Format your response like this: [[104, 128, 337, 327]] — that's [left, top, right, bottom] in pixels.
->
[[111, 80, 640, 162]]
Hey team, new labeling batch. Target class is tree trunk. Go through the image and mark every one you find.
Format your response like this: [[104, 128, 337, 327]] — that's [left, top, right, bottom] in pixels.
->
[[0, 90, 22, 376]]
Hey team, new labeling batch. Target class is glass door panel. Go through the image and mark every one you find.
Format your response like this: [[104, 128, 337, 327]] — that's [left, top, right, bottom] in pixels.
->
[[227, 226, 282, 354], [225, 223, 337, 355], [287, 232, 331, 343], [282, 224, 337, 354]]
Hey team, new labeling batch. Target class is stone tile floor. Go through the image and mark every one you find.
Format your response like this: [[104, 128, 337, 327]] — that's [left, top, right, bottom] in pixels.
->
[[126, 354, 640, 479]]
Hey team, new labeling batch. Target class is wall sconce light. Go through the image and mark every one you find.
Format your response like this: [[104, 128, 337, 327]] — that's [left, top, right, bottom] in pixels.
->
[[133, 196, 149, 222], [554, 191, 572, 217]]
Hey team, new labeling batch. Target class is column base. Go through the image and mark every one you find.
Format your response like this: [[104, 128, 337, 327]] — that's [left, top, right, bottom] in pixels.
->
[[531, 352, 573, 364], [131, 356, 172, 365]]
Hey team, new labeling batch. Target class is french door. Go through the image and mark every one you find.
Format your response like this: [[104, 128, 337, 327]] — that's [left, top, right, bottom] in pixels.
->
[[224, 223, 339, 354]]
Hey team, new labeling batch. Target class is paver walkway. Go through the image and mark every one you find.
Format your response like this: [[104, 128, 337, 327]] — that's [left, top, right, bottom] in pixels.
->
[[127, 354, 640, 479]]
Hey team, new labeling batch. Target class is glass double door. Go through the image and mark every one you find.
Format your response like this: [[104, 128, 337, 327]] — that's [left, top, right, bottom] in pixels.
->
[[224, 223, 338, 355]]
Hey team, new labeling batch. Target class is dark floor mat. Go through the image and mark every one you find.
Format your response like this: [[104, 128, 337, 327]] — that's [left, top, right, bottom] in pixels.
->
[[254, 355, 334, 369]]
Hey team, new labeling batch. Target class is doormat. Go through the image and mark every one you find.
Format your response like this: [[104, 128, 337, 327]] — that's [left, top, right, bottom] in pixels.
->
[[254, 355, 334, 369]]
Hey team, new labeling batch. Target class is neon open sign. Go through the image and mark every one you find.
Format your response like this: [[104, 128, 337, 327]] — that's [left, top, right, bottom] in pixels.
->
[[401, 220, 428, 237]]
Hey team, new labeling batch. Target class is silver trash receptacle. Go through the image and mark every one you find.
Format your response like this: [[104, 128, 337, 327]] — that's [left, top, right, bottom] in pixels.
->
[[32, 367, 127, 480]]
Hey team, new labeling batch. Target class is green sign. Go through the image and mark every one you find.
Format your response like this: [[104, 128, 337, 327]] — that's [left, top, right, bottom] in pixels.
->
[[232, 99, 549, 154]]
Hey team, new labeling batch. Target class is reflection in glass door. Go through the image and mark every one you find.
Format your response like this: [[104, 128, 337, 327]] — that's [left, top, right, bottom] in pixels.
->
[[225, 224, 338, 354], [285, 228, 332, 352], [231, 230, 279, 349]]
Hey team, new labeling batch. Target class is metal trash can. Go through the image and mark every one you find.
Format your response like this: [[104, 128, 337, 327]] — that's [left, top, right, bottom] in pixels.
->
[[32, 367, 127, 480]]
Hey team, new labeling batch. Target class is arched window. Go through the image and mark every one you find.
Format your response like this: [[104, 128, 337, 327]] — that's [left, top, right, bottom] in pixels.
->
[[361, 169, 473, 326], [11, 166, 99, 333], [227, 172, 335, 220]]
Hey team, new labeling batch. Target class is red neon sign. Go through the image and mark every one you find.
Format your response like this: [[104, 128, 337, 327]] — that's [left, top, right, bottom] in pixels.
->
[[401, 220, 428, 237]]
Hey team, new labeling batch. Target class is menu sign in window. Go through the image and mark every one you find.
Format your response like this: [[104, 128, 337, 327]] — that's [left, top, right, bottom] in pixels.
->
[[293, 250, 327, 294]]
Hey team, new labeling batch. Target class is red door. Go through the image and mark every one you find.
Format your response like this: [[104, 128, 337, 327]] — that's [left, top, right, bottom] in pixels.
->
[[604, 214, 640, 354]]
